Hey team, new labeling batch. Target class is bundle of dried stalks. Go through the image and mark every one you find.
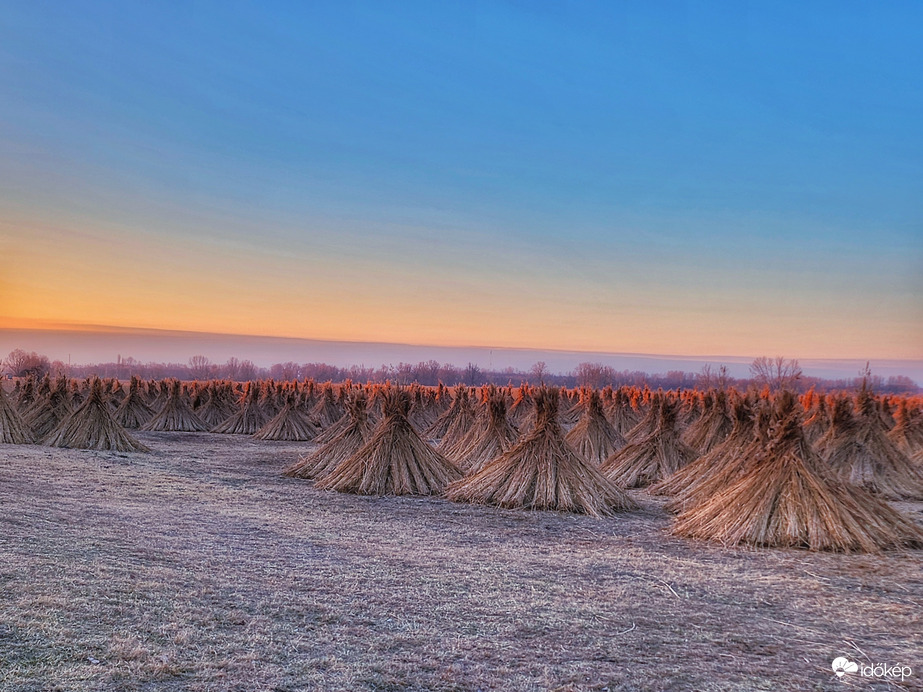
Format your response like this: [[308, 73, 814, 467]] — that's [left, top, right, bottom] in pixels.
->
[[668, 400, 774, 516], [435, 386, 477, 451], [679, 390, 704, 429], [254, 390, 319, 441], [107, 379, 126, 408], [259, 380, 282, 418], [560, 389, 584, 428], [408, 385, 438, 432], [606, 387, 641, 437], [877, 398, 896, 431], [212, 382, 270, 434], [601, 395, 699, 488], [285, 391, 372, 480], [671, 396, 923, 552], [309, 383, 342, 430], [446, 388, 636, 517], [143, 380, 209, 432], [317, 387, 462, 496], [69, 379, 88, 407], [0, 380, 34, 444], [22, 376, 73, 441], [442, 386, 519, 472], [425, 386, 473, 441], [507, 384, 535, 433], [432, 383, 452, 416], [815, 392, 923, 500], [888, 399, 923, 459], [15, 376, 37, 414], [681, 390, 734, 454], [195, 381, 236, 428], [33, 375, 52, 406], [113, 376, 155, 429], [565, 389, 626, 465], [622, 390, 663, 443], [802, 394, 832, 447], [651, 395, 759, 507], [150, 380, 170, 410], [46, 379, 149, 452]]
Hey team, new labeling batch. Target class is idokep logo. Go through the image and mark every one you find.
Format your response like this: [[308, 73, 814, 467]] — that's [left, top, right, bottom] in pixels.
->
[[832, 657, 858, 677], [832, 656, 913, 682]]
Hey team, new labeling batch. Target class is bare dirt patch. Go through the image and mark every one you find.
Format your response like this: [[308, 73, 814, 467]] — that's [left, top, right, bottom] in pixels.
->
[[2, 432, 921, 691]]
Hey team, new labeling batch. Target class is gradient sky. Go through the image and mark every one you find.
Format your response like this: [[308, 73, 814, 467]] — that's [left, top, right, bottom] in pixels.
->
[[1, 1, 921, 361]]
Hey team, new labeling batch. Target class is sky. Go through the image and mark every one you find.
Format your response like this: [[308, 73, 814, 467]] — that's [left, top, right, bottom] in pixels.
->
[[1, 1, 921, 365]]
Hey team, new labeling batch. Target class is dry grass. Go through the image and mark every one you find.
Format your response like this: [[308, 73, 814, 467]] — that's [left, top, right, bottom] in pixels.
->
[[435, 387, 477, 454], [2, 430, 922, 691], [192, 382, 234, 429], [425, 386, 473, 441], [309, 384, 343, 431], [681, 391, 734, 454], [889, 400, 923, 458]]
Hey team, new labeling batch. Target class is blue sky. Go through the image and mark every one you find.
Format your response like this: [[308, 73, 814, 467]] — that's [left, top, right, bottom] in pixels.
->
[[1, 1, 921, 360]]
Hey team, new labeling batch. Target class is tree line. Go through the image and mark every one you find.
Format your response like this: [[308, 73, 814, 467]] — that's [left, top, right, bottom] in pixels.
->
[[1, 348, 919, 393]]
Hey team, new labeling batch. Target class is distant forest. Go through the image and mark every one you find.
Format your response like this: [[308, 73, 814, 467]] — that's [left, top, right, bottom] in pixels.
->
[[2, 349, 919, 394]]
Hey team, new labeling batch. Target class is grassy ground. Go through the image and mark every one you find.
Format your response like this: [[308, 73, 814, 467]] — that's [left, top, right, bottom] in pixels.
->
[[1, 432, 921, 691]]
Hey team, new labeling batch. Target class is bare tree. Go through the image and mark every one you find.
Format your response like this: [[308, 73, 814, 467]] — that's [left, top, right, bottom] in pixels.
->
[[237, 359, 257, 381], [530, 361, 548, 385], [188, 355, 212, 380], [464, 362, 482, 385], [223, 357, 241, 380], [4, 349, 51, 378], [696, 364, 731, 390], [573, 362, 615, 389], [749, 356, 802, 391]]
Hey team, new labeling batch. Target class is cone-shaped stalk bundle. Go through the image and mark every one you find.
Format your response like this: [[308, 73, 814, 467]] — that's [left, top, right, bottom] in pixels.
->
[[887, 399, 923, 460], [446, 388, 637, 517], [316, 387, 462, 496], [815, 392, 923, 500], [144, 380, 209, 432], [601, 395, 699, 488], [565, 389, 626, 465], [113, 376, 155, 429], [651, 395, 759, 509], [442, 386, 520, 472], [45, 379, 149, 452], [23, 375, 72, 442], [0, 380, 34, 444], [681, 390, 734, 454], [285, 391, 373, 480], [435, 386, 477, 452], [211, 382, 269, 434], [671, 393, 923, 552], [254, 390, 319, 441]]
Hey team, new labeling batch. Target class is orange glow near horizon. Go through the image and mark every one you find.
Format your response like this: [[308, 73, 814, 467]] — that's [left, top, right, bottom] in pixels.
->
[[3, 214, 922, 362]]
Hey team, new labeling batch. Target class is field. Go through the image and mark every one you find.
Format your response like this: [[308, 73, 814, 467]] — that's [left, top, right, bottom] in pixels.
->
[[2, 431, 921, 691]]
